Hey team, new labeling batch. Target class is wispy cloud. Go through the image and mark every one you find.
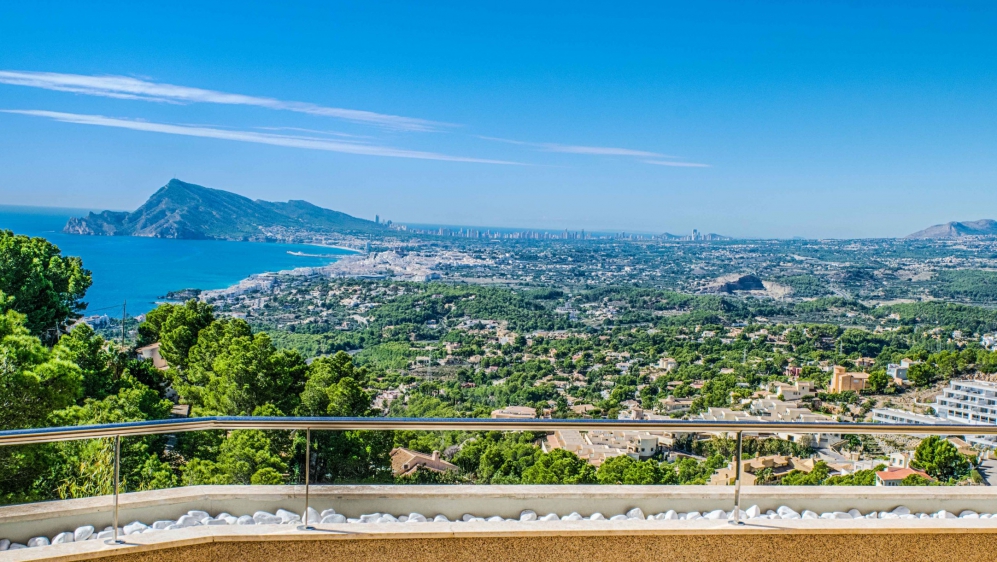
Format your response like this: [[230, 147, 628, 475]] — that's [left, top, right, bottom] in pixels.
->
[[643, 159, 711, 168], [254, 126, 371, 139], [478, 135, 708, 167], [2, 110, 517, 164], [0, 70, 450, 132]]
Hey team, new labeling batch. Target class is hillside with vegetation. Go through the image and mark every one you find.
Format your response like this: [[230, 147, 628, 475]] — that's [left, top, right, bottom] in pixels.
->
[[63, 179, 383, 241]]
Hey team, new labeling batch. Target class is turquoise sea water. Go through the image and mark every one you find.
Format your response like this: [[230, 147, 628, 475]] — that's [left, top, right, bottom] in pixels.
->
[[0, 206, 353, 316]]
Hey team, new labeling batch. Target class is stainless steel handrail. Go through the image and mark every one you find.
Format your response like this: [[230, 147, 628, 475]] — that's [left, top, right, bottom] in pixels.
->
[[1, 416, 991, 446], [2, 415, 989, 534]]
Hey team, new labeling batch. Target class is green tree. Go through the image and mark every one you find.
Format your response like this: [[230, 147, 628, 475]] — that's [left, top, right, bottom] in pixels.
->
[[596, 454, 635, 485], [157, 300, 215, 370], [780, 461, 830, 485], [50, 378, 175, 496], [136, 303, 175, 347], [53, 324, 116, 401], [521, 448, 596, 484], [0, 231, 92, 341], [906, 363, 938, 388], [865, 370, 890, 394], [899, 473, 934, 486], [0, 310, 83, 504], [181, 429, 288, 485], [911, 436, 970, 481], [174, 319, 307, 416], [298, 352, 393, 483], [0, 310, 82, 430]]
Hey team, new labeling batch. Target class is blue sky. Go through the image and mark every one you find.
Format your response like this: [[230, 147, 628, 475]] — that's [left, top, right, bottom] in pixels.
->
[[1, 1, 995, 238]]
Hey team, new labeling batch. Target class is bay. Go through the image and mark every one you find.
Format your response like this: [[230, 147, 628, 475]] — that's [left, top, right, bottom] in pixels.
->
[[0, 205, 354, 316]]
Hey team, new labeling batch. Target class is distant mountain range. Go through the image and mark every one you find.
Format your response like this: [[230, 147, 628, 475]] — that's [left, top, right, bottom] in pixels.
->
[[64, 179, 382, 240], [906, 219, 997, 239]]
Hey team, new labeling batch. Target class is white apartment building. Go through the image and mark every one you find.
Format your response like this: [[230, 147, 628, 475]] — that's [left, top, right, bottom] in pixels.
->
[[873, 382, 997, 449], [934, 379, 997, 448], [886, 359, 914, 382], [766, 380, 816, 401], [870, 408, 941, 426]]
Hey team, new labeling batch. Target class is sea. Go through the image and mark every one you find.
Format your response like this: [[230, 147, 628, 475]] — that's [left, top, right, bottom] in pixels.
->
[[0, 205, 354, 316]]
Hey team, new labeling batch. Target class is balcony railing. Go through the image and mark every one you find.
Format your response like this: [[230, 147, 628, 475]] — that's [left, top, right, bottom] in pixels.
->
[[2, 416, 994, 544]]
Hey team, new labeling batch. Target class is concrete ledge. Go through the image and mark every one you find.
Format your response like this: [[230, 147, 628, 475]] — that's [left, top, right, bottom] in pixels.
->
[[6, 520, 997, 562], [4, 485, 997, 549]]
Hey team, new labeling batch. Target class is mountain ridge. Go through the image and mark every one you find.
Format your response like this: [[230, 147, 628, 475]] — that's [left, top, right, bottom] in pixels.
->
[[63, 179, 382, 240], [906, 219, 997, 239]]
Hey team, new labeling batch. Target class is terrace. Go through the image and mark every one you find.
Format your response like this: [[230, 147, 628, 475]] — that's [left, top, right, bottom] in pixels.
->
[[3, 417, 997, 562]]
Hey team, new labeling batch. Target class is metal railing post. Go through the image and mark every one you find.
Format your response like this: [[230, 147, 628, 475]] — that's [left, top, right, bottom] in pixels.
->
[[303, 428, 312, 529], [112, 435, 121, 543], [732, 431, 743, 525]]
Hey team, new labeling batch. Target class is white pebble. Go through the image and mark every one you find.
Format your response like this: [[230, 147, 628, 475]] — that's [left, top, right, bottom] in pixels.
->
[[802, 510, 818, 520], [960, 510, 980, 519], [346, 518, 360, 524], [74, 526, 94, 541], [275, 509, 298, 523], [487, 516, 504, 522], [626, 507, 645, 520], [982, 514, 993, 519], [323, 514, 347, 524], [52, 532, 74, 544], [320, 508, 337, 517], [848, 509, 862, 518], [187, 510, 210, 520], [831, 512, 852, 519], [745, 505, 761, 519], [304, 507, 320, 524], [433, 515, 450, 522], [359, 513, 380, 523], [892, 506, 911, 516], [28, 537, 50, 547], [151, 521, 173, 530], [589, 513, 606, 520], [9, 544, 26, 550], [96, 530, 115, 541], [461, 513, 475, 522], [235, 515, 254, 525], [561, 512, 583, 521], [777, 506, 801, 519], [540, 513, 559, 521], [609, 514, 628, 521], [177, 514, 203, 527], [919, 513, 931, 519], [407, 513, 427, 523], [0, 539, 9, 551], [727, 509, 747, 521], [123, 521, 148, 535], [664, 510, 679, 520], [705, 509, 727, 520], [206, 518, 229, 525], [865, 512, 878, 519], [519, 510, 537, 522], [685, 512, 703, 521]]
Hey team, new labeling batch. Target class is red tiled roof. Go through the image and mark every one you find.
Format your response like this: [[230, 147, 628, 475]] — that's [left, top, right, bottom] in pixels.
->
[[876, 466, 933, 481]]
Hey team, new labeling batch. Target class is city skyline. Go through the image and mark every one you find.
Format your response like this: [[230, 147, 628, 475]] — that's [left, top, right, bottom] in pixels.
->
[[2, 2, 996, 238]]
